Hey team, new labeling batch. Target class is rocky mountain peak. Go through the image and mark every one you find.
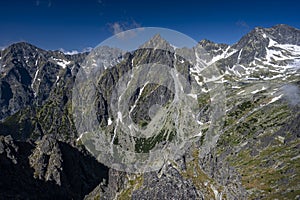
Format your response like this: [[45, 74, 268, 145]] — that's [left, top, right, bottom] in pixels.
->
[[140, 33, 174, 52], [234, 24, 300, 49], [198, 39, 215, 46], [148, 33, 165, 43], [2, 42, 43, 56], [231, 27, 269, 51], [7, 42, 37, 49], [271, 24, 298, 32], [265, 24, 300, 45], [198, 39, 230, 57]]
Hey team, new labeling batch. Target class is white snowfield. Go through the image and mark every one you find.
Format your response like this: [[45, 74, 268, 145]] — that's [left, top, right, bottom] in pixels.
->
[[209, 34, 300, 81]]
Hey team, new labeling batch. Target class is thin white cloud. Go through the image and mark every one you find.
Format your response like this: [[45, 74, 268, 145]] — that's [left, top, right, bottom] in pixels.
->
[[59, 47, 93, 55], [281, 84, 300, 106], [236, 20, 250, 29], [62, 50, 79, 55], [82, 47, 93, 52], [48, 0, 52, 7], [36, 0, 52, 7], [109, 20, 144, 40], [111, 22, 123, 35]]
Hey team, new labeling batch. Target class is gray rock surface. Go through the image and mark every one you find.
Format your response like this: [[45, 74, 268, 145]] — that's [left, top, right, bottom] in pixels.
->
[[132, 166, 202, 200]]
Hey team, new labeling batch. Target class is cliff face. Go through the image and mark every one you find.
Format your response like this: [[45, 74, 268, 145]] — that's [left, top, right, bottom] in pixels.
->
[[0, 135, 109, 199]]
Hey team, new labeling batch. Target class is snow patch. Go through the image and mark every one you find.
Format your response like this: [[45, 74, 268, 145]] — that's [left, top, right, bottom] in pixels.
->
[[53, 58, 71, 68], [170, 44, 178, 50], [76, 132, 89, 142], [262, 74, 285, 80], [117, 111, 123, 123], [204, 75, 223, 82], [210, 185, 222, 200], [237, 49, 243, 62], [108, 118, 113, 125], [31, 69, 41, 96], [187, 93, 197, 99], [268, 38, 277, 48], [265, 38, 300, 64], [201, 88, 209, 93], [194, 76, 202, 85], [207, 46, 237, 65], [269, 94, 283, 104], [251, 86, 267, 94], [237, 90, 245, 95]]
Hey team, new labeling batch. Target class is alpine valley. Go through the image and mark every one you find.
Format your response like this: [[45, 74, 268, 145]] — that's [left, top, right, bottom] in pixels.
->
[[0, 24, 299, 199]]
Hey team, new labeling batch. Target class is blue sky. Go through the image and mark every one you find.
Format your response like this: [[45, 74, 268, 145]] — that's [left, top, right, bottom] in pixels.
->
[[0, 0, 299, 51]]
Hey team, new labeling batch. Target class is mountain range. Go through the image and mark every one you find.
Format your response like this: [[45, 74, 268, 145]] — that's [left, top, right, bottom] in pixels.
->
[[0, 24, 299, 199]]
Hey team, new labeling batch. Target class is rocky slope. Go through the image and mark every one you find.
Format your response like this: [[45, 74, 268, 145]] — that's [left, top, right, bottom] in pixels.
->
[[0, 24, 299, 199], [0, 135, 109, 199]]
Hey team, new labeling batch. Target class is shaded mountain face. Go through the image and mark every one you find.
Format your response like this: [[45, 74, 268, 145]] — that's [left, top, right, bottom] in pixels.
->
[[0, 135, 109, 200], [0, 42, 84, 116], [0, 42, 86, 141], [0, 24, 299, 199], [198, 39, 230, 58]]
